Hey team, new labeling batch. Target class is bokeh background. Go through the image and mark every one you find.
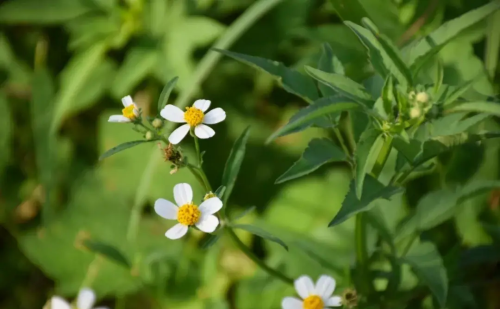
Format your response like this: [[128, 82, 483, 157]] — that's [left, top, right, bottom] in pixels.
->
[[0, 0, 499, 308]]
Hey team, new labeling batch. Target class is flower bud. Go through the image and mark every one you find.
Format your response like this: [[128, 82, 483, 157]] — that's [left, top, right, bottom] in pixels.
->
[[408, 91, 416, 100], [145, 131, 154, 140], [416, 91, 429, 103], [410, 106, 421, 119], [152, 118, 163, 128], [204, 192, 217, 200]]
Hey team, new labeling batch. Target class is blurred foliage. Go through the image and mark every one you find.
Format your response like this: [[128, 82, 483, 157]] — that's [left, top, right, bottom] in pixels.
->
[[0, 0, 500, 309]]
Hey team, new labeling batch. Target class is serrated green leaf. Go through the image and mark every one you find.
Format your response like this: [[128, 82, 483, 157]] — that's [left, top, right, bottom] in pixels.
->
[[215, 49, 319, 103], [267, 97, 363, 143], [401, 242, 448, 307], [276, 138, 346, 184], [329, 175, 403, 226], [157, 76, 178, 112], [305, 66, 373, 107], [0, 0, 94, 24], [221, 127, 251, 206], [355, 128, 384, 199], [99, 140, 158, 160], [448, 101, 500, 117], [83, 239, 131, 268], [232, 224, 288, 251], [429, 113, 490, 137], [317, 43, 345, 97], [403, 1, 500, 70]]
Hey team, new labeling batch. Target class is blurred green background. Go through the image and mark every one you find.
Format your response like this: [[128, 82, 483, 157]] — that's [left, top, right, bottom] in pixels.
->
[[0, 0, 499, 308]]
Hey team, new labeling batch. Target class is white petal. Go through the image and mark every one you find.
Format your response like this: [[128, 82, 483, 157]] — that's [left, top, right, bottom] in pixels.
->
[[193, 99, 211, 112], [50, 297, 71, 309], [195, 215, 219, 233], [194, 124, 215, 139], [173, 183, 193, 206], [316, 275, 336, 300], [121, 95, 134, 107], [161, 104, 186, 123], [203, 108, 226, 124], [198, 197, 223, 215], [168, 124, 190, 144], [77, 288, 95, 309], [294, 275, 315, 299], [154, 198, 178, 220], [281, 297, 303, 309], [325, 296, 342, 307], [108, 115, 131, 123], [165, 223, 188, 239]]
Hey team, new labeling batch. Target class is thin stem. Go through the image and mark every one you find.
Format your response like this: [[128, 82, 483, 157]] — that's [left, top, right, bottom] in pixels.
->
[[193, 135, 202, 167], [227, 227, 293, 285], [333, 127, 351, 159], [401, 234, 418, 256]]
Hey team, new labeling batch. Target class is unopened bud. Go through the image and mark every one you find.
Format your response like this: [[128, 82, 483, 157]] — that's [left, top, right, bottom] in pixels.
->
[[410, 106, 421, 119], [145, 131, 154, 140], [152, 118, 163, 128], [381, 121, 391, 132], [408, 91, 416, 100], [204, 192, 217, 200], [416, 91, 429, 103]]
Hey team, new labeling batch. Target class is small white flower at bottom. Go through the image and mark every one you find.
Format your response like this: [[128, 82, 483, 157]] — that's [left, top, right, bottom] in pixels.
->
[[154, 183, 223, 239], [50, 288, 109, 309], [108, 95, 139, 123], [282, 275, 342, 309]]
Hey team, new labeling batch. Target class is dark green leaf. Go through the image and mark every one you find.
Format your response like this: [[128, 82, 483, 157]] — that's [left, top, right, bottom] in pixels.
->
[[99, 140, 158, 160], [157, 76, 178, 112], [214, 185, 226, 199], [448, 101, 500, 117], [355, 128, 384, 198], [276, 138, 346, 184], [329, 0, 369, 24], [366, 207, 395, 252], [200, 233, 222, 250], [221, 127, 251, 205], [232, 224, 288, 251], [483, 223, 500, 243], [0, 0, 94, 24], [317, 43, 345, 97], [401, 242, 448, 307], [459, 245, 500, 267], [381, 75, 394, 117], [215, 49, 318, 102], [232, 206, 256, 221], [329, 175, 403, 226], [83, 239, 131, 268]]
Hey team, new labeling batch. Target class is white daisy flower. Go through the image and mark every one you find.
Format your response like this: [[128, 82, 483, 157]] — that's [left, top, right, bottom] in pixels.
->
[[282, 275, 342, 309], [160, 99, 226, 144], [50, 288, 109, 309], [154, 183, 223, 239], [108, 95, 139, 123]]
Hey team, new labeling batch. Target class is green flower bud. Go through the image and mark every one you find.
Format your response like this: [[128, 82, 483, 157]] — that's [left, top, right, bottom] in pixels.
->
[[416, 91, 429, 103], [152, 118, 163, 128], [145, 131, 154, 140]]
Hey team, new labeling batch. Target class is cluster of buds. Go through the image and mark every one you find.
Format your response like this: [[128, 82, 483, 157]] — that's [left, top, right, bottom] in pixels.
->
[[158, 143, 184, 174], [408, 91, 431, 119]]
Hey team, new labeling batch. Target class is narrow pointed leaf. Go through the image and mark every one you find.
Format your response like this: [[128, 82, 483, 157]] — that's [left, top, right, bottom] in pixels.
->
[[232, 224, 288, 251], [83, 239, 131, 268], [318, 43, 345, 97], [200, 233, 222, 249], [157, 76, 178, 112], [434, 59, 444, 95], [448, 101, 500, 117], [442, 78, 477, 105], [232, 206, 256, 221], [381, 75, 394, 117], [99, 140, 158, 160], [355, 128, 384, 198], [0, 0, 94, 24], [329, 0, 369, 24]]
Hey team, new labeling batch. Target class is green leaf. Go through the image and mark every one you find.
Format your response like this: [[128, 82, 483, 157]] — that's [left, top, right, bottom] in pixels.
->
[[305, 66, 373, 107], [448, 101, 500, 117], [458, 180, 500, 202], [276, 138, 346, 184], [0, 0, 94, 24], [111, 46, 159, 99], [215, 49, 319, 103], [429, 113, 490, 137], [329, 175, 403, 226], [355, 128, 384, 199], [214, 185, 226, 199], [434, 59, 444, 95], [83, 239, 131, 268], [0, 93, 12, 175], [232, 224, 288, 251], [329, 0, 369, 24], [267, 97, 363, 143], [485, 10, 500, 78], [442, 79, 476, 105], [293, 239, 344, 274], [200, 233, 222, 250], [99, 140, 159, 160], [157, 76, 179, 112], [221, 127, 251, 205], [232, 206, 256, 221], [401, 242, 448, 307], [317, 43, 345, 97], [403, 1, 500, 70], [381, 75, 394, 117]]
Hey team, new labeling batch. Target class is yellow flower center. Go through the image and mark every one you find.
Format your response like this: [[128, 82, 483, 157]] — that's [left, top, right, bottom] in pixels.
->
[[184, 107, 204, 127], [122, 105, 136, 119], [303, 295, 324, 309], [177, 203, 201, 226]]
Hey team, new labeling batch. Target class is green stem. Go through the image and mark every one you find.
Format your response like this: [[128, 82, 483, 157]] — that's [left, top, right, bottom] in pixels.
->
[[193, 135, 202, 167], [372, 135, 393, 177], [401, 234, 418, 256], [334, 127, 351, 159], [227, 227, 293, 285]]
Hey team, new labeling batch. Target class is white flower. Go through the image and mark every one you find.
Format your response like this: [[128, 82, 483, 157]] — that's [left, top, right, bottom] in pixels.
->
[[160, 99, 226, 144], [108, 95, 139, 123], [154, 183, 223, 239], [50, 288, 109, 309], [282, 275, 342, 309]]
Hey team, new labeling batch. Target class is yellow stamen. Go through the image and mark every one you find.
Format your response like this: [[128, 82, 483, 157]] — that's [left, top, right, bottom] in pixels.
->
[[122, 105, 136, 120], [177, 203, 201, 226], [303, 295, 324, 309], [184, 107, 204, 127]]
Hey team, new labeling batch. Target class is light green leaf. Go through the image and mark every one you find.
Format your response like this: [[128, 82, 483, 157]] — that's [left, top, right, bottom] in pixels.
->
[[317, 43, 344, 97], [83, 239, 131, 268], [157, 76, 178, 112], [442, 79, 476, 105], [458, 180, 500, 202], [65, 16, 120, 50], [381, 75, 394, 117], [355, 127, 384, 199], [429, 113, 490, 137], [111, 46, 159, 99], [221, 127, 251, 205], [144, 0, 168, 37], [401, 242, 448, 307], [232, 206, 256, 221], [215, 49, 319, 103], [0, 0, 94, 24], [403, 0, 500, 70], [267, 97, 363, 143], [200, 233, 222, 250], [447, 101, 500, 117], [305, 66, 373, 107], [99, 140, 159, 161], [232, 224, 288, 251], [0, 93, 11, 175], [329, 175, 403, 226], [485, 10, 500, 78], [276, 138, 346, 184], [434, 59, 444, 95], [0, 34, 31, 84]]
